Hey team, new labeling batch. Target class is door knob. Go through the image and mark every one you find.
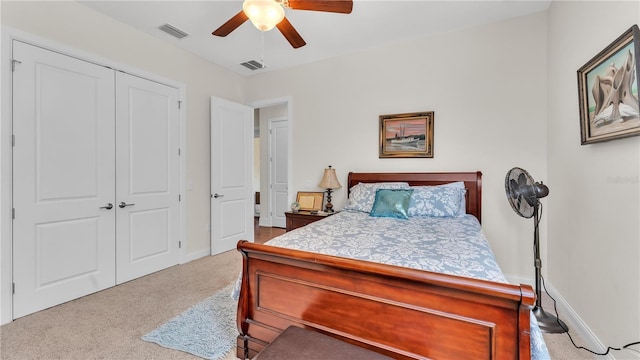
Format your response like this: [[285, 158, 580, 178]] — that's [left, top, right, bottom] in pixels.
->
[[118, 202, 135, 208], [213, 193, 224, 198], [99, 203, 113, 210]]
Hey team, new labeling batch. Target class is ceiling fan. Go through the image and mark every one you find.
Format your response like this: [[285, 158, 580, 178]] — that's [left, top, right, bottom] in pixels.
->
[[212, 0, 353, 49]]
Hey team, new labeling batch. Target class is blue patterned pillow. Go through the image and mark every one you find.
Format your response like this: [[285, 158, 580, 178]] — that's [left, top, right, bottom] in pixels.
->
[[437, 181, 467, 216], [407, 186, 466, 217], [344, 182, 410, 213], [370, 189, 414, 219]]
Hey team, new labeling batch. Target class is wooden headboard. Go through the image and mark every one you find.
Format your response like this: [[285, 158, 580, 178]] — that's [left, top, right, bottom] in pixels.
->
[[347, 172, 482, 223]]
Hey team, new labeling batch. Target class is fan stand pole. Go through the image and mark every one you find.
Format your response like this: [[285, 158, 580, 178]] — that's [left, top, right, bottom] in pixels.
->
[[532, 205, 568, 333]]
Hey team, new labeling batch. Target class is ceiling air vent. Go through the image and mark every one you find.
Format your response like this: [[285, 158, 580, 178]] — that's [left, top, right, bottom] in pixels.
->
[[240, 60, 265, 71], [158, 24, 189, 39]]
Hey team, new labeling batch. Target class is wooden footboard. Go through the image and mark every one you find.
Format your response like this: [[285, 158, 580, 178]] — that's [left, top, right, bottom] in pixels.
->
[[236, 240, 535, 360]]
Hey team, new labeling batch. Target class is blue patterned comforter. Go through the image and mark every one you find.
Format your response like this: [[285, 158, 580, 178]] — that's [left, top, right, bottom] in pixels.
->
[[252, 211, 550, 359]]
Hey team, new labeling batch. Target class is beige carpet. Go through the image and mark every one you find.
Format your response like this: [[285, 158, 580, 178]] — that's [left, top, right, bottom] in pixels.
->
[[1, 247, 597, 359], [539, 292, 596, 360], [1, 249, 241, 360]]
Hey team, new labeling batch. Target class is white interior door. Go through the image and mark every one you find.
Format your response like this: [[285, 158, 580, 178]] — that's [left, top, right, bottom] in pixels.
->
[[115, 72, 180, 284], [269, 118, 288, 228], [210, 96, 254, 255], [12, 41, 116, 318]]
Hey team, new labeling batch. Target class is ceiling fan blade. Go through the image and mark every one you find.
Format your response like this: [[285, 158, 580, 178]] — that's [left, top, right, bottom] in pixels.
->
[[276, 17, 306, 49], [286, 0, 353, 14], [212, 11, 249, 37]]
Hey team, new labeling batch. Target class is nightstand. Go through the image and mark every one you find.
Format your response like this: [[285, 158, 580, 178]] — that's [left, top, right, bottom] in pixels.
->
[[285, 211, 336, 232]]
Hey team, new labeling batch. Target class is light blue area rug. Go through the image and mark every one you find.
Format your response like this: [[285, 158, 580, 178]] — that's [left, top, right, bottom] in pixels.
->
[[142, 283, 238, 359]]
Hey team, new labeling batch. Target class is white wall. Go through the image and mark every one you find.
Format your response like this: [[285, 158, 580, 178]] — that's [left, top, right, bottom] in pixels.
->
[[547, 1, 640, 354], [0, 1, 244, 323], [1, 1, 244, 256], [245, 12, 549, 280]]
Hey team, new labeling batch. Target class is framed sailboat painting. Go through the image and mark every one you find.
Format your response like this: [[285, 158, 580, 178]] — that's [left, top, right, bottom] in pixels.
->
[[379, 111, 434, 158]]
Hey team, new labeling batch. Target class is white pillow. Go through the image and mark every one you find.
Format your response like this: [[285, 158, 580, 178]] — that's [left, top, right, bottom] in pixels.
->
[[344, 182, 410, 213]]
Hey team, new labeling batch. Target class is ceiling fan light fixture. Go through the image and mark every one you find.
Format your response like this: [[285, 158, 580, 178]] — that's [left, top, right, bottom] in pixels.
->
[[243, 0, 285, 32]]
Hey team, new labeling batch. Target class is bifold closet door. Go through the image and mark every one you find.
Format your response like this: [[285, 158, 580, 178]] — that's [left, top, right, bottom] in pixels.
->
[[12, 41, 181, 318], [115, 72, 180, 284], [12, 41, 117, 318]]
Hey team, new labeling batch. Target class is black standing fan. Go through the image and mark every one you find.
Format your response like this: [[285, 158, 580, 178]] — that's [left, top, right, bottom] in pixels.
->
[[505, 167, 568, 333]]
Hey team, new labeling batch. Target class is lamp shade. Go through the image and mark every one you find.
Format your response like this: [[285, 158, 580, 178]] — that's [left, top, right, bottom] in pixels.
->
[[243, 0, 285, 32], [318, 166, 342, 189]]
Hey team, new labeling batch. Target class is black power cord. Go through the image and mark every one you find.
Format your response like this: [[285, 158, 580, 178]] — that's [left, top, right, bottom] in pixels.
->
[[540, 275, 640, 356]]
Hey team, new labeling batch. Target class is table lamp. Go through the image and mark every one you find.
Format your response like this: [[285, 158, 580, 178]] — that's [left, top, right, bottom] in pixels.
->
[[318, 165, 341, 212]]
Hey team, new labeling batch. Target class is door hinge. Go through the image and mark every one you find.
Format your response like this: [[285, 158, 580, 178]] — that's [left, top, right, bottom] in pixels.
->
[[12, 134, 15, 147], [178, 241, 182, 249], [178, 100, 182, 109], [11, 59, 21, 71], [178, 194, 181, 202], [12, 283, 15, 294], [12, 208, 15, 219], [178, 148, 181, 156]]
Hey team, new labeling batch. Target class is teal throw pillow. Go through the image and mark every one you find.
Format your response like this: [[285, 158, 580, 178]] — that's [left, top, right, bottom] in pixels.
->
[[369, 189, 414, 219]]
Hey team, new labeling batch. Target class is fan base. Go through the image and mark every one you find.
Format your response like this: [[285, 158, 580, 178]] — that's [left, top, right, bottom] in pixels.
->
[[533, 306, 568, 333]]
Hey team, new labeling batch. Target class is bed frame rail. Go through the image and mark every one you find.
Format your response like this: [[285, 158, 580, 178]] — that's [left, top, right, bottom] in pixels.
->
[[236, 240, 534, 359]]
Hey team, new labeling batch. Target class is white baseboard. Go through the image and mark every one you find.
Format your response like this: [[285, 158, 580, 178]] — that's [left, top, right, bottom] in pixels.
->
[[258, 216, 270, 227], [505, 274, 617, 360], [542, 281, 622, 360], [183, 248, 210, 264]]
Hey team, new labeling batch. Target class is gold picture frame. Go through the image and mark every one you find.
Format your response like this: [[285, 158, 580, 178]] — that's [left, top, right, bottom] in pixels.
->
[[379, 111, 434, 158], [296, 192, 324, 211]]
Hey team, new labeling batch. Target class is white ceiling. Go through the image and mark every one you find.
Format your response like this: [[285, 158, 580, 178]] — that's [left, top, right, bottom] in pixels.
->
[[79, 0, 551, 77]]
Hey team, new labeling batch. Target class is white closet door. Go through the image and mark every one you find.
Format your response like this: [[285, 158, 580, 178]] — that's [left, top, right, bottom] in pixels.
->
[[12, 41, 116, 318], [115, 72, 180, 284]]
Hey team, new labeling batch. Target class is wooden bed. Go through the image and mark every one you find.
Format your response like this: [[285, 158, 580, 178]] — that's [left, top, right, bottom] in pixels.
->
[[236, 172, 535, 359]]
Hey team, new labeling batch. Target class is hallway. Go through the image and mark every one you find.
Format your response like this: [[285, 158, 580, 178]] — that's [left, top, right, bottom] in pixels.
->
[[254, 218, 285, 244]]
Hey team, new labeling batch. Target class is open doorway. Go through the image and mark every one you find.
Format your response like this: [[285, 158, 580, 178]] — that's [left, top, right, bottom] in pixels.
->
[[253, 100, 290, 230], [253, 116, 261, 220]]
